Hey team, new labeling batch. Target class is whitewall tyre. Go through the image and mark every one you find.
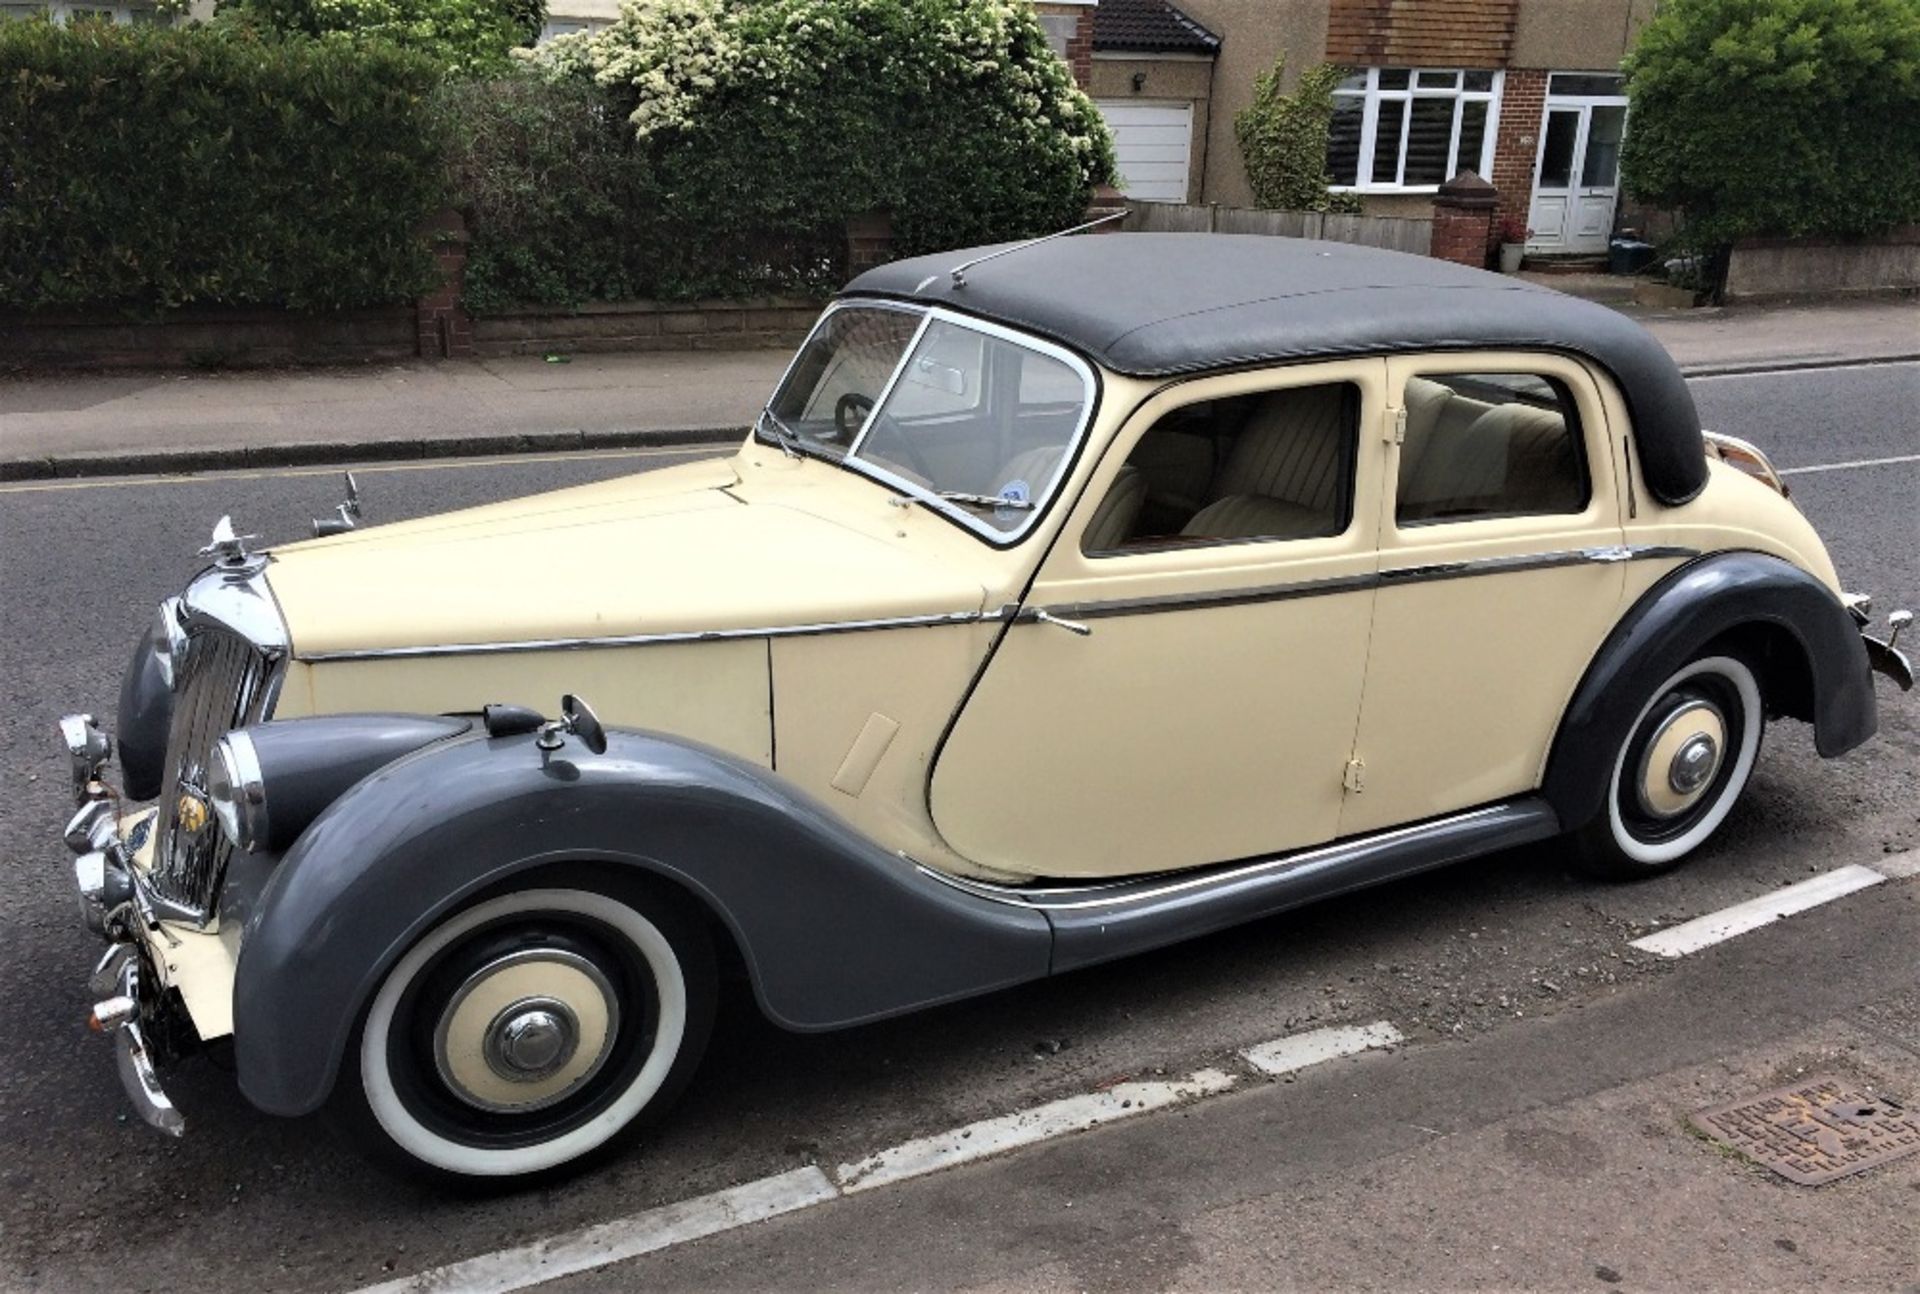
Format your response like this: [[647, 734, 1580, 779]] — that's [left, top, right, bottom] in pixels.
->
[[350, 883, 715, 1182], [1575, 654, 1765, 879]]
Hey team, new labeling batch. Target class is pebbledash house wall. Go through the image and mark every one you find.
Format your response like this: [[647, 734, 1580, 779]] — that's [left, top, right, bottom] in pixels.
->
[[1171, 0, 1656, 223]]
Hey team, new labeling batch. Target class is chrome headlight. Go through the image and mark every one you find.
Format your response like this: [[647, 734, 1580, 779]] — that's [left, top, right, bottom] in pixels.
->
[[152, 597, 189, 691], [207, 730, 267, 853]]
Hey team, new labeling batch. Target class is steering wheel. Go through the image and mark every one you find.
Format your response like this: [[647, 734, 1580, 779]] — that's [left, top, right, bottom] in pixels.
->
[[833, 392, 873, 443], [834, 393, 938, 482]]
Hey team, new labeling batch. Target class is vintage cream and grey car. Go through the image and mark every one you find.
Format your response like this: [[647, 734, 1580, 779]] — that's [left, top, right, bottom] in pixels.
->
[[58, 235, 1912, 1181]]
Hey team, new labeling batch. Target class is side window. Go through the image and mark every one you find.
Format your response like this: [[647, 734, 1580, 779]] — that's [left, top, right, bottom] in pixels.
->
[[1084, 382, 1359, 555], [1396, 372, 1588, 525]]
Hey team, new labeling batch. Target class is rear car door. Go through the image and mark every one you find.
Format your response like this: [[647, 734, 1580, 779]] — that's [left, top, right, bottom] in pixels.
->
[[1339, 352, 1628, 836]]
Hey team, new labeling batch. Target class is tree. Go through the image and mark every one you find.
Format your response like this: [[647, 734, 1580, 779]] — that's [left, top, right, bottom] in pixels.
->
[[520, 0, 1115, 285], [217, 0, 544, 77], [1234, 52, 1362, 212], [1620, 0, 1920, 247]]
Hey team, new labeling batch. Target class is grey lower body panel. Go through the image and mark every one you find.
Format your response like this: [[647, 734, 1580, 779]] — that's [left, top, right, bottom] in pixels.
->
[[923, 800, 1562, 975]]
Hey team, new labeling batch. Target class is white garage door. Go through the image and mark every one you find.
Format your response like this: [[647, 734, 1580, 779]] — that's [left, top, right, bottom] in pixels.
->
[[1095, 100, 1193, 204]]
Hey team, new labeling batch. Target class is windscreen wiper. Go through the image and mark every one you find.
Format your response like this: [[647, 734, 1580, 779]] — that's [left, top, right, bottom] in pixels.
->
[[757, 407, 801, 459], [934, 490, 1036, 511]]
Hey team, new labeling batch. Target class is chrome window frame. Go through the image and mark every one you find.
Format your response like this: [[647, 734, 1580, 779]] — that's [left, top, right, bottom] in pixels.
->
[[762, 298, 1102, 549]]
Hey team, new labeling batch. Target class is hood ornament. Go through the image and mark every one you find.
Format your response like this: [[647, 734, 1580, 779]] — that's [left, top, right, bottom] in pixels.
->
[[312, 471, 364, 538], [199, 515, 261, 568]]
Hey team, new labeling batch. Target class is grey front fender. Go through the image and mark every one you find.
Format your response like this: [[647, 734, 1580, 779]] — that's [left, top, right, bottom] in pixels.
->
[[232, 729, 1050, 1117]]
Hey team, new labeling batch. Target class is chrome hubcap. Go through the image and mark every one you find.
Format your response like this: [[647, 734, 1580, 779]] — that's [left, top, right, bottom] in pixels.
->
[[1668, 735, 1718, 796], [434, 948, 619, 1113], [1635, 699, 1728, 819], [484, 999, 578, 1082]]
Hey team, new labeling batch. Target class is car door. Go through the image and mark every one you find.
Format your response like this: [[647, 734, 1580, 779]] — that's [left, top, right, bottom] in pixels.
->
[[1338, 353, 1628, 837], [930, 360, 1388, 879]]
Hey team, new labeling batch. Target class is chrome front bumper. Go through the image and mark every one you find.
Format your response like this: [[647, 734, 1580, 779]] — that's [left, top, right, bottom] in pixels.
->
[[1844, 597, 1914, 692], [60, 713, 188, 1137]]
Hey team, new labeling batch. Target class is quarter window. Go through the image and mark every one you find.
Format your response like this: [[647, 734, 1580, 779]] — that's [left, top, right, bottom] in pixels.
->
[[1328, 68, 1502, 191], [1395, 372, 1588, 525], [1085, 382, 1359, 554]]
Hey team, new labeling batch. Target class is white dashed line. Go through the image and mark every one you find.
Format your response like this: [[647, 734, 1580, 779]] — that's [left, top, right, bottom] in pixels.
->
[[834, 1067, 1238, 1194], [353, 1167, 839, 1294], [1630, 850, 1919, 958], [1240, 1020, 1405, 1075], [352, 1019, 1407, 1292]]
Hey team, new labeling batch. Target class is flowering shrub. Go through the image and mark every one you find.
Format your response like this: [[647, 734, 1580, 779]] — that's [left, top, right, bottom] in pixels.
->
[[513, 0, 1116, 296]]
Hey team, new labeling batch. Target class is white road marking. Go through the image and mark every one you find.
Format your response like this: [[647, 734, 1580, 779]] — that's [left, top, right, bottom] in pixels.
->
[[835, 1067, 1238, 1194], [1239, 1020, 1405, 1075], [351, 1167, 839, 1294], [1630, 863, 1895, 958], [1778, 453, 1920, 477], [352, 1028, 1404, 1291]]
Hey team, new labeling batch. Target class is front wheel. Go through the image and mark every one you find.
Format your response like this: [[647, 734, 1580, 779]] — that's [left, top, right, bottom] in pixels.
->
[[349, 882, 715, 1182], [1574, 653, 1765, 879]]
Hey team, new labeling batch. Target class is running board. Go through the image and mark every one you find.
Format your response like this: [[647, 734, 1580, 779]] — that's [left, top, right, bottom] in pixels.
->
[[920, 800, 1562, 973]]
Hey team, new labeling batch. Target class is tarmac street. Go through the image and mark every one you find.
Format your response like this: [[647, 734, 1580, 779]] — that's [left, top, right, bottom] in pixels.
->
[[0, 361, 1915, 1291]]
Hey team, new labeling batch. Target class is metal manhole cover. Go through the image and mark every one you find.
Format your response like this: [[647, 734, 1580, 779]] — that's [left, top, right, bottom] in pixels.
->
[[1691, 1077, 1920, 1185]]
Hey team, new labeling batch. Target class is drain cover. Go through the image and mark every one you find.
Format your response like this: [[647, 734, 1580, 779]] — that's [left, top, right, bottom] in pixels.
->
[[1692, 1077, 1920, 1185]]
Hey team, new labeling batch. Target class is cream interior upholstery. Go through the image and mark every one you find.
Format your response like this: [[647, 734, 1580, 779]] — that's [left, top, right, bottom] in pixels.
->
[[1398, 377, 1583, 521], [1181, 384, 1352, 540]]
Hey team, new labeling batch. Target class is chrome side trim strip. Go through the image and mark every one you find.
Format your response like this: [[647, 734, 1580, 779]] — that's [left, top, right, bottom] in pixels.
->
[[299, 604, 1021, 663], [1020, 544, 1699, 624], [917, 803, 1519, 912]]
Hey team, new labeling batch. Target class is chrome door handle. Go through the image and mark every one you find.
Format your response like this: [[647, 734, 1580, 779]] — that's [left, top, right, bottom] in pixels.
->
[[1033, 609, 1093, 636]]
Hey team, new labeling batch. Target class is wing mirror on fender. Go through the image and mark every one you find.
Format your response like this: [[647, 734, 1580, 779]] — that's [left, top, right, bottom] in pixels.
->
[[484, 695, 608, 755]]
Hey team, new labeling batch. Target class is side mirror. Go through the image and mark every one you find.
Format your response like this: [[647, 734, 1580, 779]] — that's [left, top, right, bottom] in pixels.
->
[[561, 694, 608, 755]]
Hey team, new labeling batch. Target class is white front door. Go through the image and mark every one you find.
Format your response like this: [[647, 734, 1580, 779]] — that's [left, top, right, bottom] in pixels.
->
[[1095, 100, 1194, 204], [1527, 100, 1627, 255]]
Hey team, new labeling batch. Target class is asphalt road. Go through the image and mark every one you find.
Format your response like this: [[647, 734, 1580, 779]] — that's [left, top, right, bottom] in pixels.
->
[[0, 362, 1914, 1292]]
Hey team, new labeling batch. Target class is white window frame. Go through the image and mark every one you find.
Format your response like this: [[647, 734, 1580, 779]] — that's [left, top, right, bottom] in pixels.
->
[[26, 1, 168, 22], [1328, 67, 1504, 195]]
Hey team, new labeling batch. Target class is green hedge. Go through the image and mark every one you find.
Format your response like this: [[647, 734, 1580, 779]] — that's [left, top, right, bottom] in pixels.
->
[[433, 76, 664, 312], [1622, 0, 1920, 249], [0, 20, 446, 313]]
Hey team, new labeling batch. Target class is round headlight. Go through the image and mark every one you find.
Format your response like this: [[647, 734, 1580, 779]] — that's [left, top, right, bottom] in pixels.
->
[[152, 597, 189, 691], [207, 730, 268, 853]]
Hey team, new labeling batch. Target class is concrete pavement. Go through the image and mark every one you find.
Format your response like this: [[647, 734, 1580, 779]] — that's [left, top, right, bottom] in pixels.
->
[[1, 297, 1913, 480]]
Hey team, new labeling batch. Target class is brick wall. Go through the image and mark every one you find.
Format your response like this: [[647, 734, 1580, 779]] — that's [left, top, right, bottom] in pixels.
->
[[1035, 1, 1094, 87], [1430, 172, 1497, 268], [470, 299, 824, 358], [416, 209, 474, 360], [1487, 67, 1547, 243], [1327, 0, 1518, 69]]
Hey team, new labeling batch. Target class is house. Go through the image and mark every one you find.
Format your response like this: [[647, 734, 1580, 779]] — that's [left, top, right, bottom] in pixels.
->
[[1050, 0, 1653, 259]]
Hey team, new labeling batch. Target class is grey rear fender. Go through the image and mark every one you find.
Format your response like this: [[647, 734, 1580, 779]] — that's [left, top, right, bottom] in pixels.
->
[[232, 728, 1050, 1117], [1543, 550, 1875, 831]]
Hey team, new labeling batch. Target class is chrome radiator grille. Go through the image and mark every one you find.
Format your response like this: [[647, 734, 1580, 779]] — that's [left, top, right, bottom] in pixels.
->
[[151, 626, 273, 921]]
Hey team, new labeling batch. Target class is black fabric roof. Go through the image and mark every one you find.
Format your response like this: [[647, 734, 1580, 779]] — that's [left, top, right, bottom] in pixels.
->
[[844, 234, 1707, 505], [1092, 0, 1220, 53]]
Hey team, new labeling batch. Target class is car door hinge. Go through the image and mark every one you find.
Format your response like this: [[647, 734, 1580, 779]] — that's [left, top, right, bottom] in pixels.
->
[[1385, 407, 1407, 445], [1343, 757, 1366, 794]]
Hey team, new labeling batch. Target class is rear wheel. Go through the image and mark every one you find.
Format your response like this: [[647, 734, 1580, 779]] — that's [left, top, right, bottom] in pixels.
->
[[350, 882, 714, 1183], [1574, 653, 1765, 879]]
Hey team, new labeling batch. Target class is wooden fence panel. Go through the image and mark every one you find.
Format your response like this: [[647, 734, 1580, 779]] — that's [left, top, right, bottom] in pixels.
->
[[1125, 201, 1432, 256]]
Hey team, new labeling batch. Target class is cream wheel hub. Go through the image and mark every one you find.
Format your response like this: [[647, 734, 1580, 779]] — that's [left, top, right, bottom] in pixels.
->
[[1636, 700, 1727, 819], [434, 949, 619, 1112]]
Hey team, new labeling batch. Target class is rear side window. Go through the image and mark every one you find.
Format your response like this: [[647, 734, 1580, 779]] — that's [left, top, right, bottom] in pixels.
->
[[1396, 372, 1589, 525]]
